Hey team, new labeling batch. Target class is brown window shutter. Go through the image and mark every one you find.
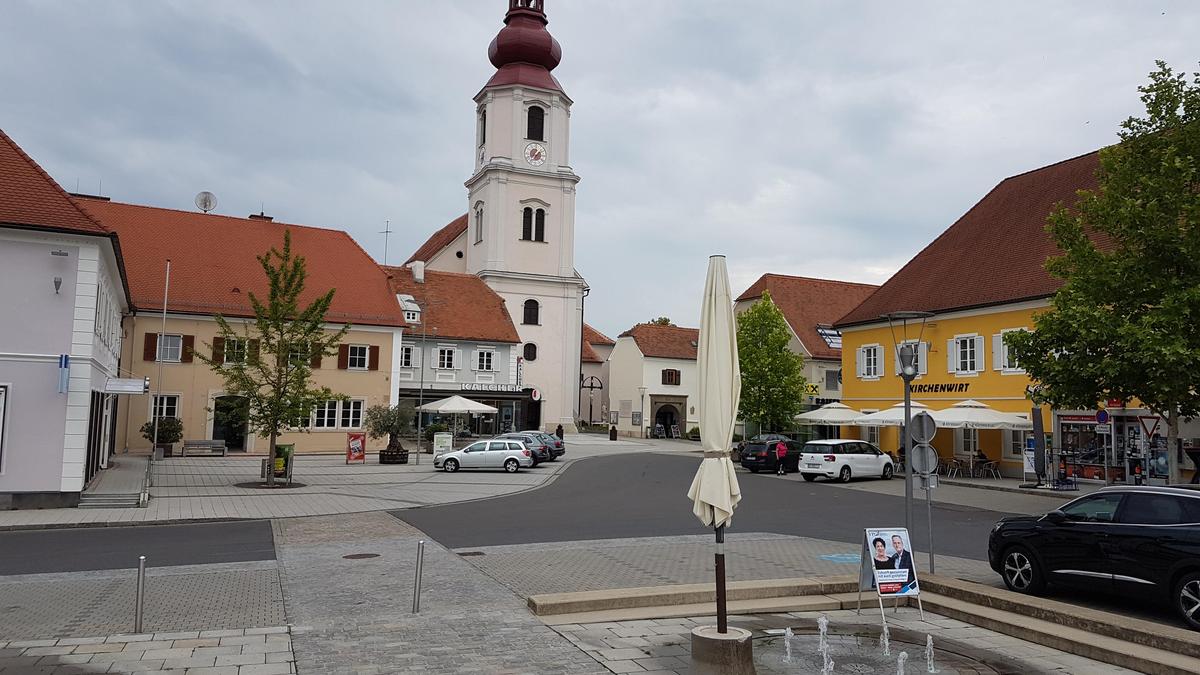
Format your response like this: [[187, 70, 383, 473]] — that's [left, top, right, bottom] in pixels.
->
[[248, 339, 261, 362], [368, 345, 380, 371], [337, 344, 349, 370], [143, 333, 158, 361], [181, 335, 195, 363], [212, 337, 225, 363], [310, 348, 322, 369]]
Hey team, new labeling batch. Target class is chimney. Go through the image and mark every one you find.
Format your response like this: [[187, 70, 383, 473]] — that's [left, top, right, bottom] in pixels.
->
[[249, 212, 273, 222], [410, 260, 426, 284]]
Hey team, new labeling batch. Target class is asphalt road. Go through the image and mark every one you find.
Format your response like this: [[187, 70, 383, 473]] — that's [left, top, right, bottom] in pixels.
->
[[393, 452, 1012, 559], [0, 520, 276, 575]]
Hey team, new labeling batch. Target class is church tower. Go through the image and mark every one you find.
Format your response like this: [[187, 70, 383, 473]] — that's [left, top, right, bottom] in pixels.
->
[[467, 0, 585, 432]]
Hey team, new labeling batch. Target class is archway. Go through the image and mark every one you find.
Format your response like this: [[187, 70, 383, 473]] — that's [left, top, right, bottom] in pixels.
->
[[655, 405, 680, 438], [213, 395, 250, 451]]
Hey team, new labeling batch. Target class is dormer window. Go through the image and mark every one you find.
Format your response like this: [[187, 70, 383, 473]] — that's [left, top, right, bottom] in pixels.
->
[[527, 105, 544, 141], [405, 311, 420, 323]]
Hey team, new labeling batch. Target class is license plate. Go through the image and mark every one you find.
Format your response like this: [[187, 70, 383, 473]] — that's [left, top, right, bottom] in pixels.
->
[[806, 463, 820, 468]]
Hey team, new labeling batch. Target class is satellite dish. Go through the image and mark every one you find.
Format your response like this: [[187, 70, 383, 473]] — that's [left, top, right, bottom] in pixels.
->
[[195, 191, 218, 213]]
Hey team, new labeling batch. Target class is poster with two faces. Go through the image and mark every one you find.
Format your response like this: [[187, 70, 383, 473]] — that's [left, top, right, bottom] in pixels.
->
[[861, 527, 919, 597]]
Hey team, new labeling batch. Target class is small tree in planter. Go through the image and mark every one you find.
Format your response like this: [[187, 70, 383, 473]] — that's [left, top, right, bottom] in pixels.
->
[[141, 417, 183, 457], [364, 402, 415, 464]]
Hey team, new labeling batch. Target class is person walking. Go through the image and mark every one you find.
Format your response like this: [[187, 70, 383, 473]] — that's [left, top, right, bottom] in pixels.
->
[[775, 440, 788, 476], [555, 423, 564, 440]]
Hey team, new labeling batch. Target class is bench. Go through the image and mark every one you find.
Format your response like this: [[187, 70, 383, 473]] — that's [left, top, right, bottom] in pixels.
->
[[181, 439, 228, 457]]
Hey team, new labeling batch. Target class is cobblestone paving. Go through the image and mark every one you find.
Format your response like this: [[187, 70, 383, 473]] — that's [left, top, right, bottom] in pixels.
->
[[456, 533, 994, 598], [274, 512, 606, 674], [0, 562, 285, 641], [556, 611, 1141, 674], [0, 626, 295, 674]]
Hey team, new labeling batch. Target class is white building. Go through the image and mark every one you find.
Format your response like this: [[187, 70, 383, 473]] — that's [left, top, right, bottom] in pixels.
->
[[579, 324, 615, 425], [606, 324, 700, 438], [406, 0, 586, 432], [0, 130, 130, 508]]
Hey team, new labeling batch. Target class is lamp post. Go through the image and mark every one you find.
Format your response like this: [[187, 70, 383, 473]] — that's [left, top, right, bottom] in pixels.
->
[[883, 311, 933, 535], [638, 386, 648, 438]]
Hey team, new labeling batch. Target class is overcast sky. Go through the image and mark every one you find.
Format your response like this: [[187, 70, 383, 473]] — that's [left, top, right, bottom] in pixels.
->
[[2, 1, 1198, 338]]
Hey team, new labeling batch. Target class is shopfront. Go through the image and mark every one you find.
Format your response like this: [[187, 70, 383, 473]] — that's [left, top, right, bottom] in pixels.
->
[[1056, 409, 1180, 483], [401, 383, 542, 436]]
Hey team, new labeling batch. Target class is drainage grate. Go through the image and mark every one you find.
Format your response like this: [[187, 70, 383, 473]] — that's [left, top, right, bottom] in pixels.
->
[[458, 551, 485, 557], [342, 553, 381, 560]]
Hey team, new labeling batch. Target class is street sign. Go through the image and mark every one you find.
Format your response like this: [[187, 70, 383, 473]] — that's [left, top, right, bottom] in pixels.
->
[[909, 411, 936, 444], [1095, 423, 1111, 434], [1095, 409, 1110, 424], [1139, 416, 1161, 438], [919, 473, 938, 490], [911, 443, 938, 475]]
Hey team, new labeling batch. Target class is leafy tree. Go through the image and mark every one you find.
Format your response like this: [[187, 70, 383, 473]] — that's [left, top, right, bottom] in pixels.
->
[[198, 231, 350, 485], [647, 317, 674, 326], [1007, 62, 1200, 483], [736, 291, 806, 431], [364, 402, 416, 455]]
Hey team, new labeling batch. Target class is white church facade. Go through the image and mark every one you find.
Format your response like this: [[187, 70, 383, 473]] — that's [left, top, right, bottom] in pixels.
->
[[405, 0, 586, 432]]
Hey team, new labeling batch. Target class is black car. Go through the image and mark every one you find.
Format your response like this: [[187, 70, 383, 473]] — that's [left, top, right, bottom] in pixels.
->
[[988, 485, 1200, 630], [738, 434, 803, 473], [520, 430, 565, 459], [495, 433, 553, 466]]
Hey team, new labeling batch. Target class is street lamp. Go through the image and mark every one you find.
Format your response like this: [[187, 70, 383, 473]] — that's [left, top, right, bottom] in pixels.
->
[[638, 386, 648, 438], [883, 311, 933, 535]]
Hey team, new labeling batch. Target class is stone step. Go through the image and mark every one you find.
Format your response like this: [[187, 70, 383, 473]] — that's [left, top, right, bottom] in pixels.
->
[[528, 576, 857, 616], [921, 575, 1200, 660], [540, 593, 846, 626], [920, 591, 1200, 675], [78, 493, 142, 508]]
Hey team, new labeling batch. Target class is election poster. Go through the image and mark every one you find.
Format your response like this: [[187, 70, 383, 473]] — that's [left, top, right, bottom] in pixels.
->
[[861, 528, 920, 598], [346, 432, 367, 464]]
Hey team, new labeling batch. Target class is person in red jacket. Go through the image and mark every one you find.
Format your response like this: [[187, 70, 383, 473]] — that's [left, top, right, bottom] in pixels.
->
[[775, 440, 788, 476]]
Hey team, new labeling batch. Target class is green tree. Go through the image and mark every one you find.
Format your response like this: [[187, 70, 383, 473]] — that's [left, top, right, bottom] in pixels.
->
[[198, 231, 350, 485], [647, 317, 674, 326], [736, 291, 806, 431], [363, 402, 416, 455], [1007, 62, 1200, 483]]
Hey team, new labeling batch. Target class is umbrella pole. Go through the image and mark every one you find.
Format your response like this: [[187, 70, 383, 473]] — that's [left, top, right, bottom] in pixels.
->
[[715, 524, 727, 633]]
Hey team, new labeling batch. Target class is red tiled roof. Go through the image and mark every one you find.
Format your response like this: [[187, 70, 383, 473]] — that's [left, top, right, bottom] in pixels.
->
[[0, 128, 109, 236], [583, 323, 615, 346], [736, 275, 878, 360], [384, 266, 521, 343], [405, 214, 467, 265], [836, 151, 1102, 327], [581, 340, 602, 363], [82, 199, 406, 326], [620, 323, 700, 360]]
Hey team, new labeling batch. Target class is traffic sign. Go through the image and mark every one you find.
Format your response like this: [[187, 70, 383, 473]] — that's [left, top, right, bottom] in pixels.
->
[[909, 411, 936, 444], [1095, 409, 1109, 424], [911, 443, 938, 475], [1095, 423, 1111, 434]]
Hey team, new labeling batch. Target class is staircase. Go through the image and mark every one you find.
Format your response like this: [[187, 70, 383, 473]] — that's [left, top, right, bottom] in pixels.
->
[[78, 492, 143, 508]]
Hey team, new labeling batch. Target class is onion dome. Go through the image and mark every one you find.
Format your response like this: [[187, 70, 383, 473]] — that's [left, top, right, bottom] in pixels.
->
[[483, 0, 565, 94]]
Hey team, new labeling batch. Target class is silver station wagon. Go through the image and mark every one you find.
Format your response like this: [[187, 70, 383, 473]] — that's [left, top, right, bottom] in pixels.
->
[[434, 439, 534, 473]]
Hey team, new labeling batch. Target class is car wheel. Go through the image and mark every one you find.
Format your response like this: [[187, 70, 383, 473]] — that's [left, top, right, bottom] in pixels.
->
[[748, 468, 759, 474], [1174, 571, 1200, 630], [802, 473, 817, 482], [444, 458, 459, 473], [504, 458, 520, 473], [1001, 545, 1045, 595], [882, 464, 894, 480], [838, 466, 852, 483]]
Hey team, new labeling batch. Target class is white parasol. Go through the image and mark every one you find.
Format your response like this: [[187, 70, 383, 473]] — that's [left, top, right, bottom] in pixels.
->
[[795, 402, 861, 425]]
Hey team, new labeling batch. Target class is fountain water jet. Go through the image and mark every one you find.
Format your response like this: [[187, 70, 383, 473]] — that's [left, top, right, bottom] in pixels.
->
[[926, 634, 937, 673], [782, 626, 794, 663], [897, 650, 909, 674], [880, 619, 891, 656]]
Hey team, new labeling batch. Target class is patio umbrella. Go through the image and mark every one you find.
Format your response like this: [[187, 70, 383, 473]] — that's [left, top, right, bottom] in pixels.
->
[[851, 401, 930, 427], [417, 396, 498, 440], [685, 255, 742, 634], [794, 402, 860, 425], [930, 399, 1033, 430]]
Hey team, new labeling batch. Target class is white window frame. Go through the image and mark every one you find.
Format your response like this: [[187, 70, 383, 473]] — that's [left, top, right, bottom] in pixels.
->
[[312, 400, 339, 428], [156, 334, 183, 363], [866, 426, 880, 445], [347, 344, 369, 371], [288, 342, 309, 366], [962, 428, 979, 456], [438, 347, 457, 370], [340, 399, 364, 429], [224, 337, 248, 365], [950, 334, 984, 376], [400, 345, 415, 369], [476, 349, 495, 372], [859, 344, 882, 380], [1004, 428, 1028, 459], [995, 328, 1027, 374], [151, 394, 180, 420], [404, 310, 420, 323]]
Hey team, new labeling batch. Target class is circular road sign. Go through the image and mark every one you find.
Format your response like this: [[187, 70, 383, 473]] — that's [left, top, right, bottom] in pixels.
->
[[1095, 409, 1109, 424], [909, 411, 937, 445], [911, 443, 939, 475]]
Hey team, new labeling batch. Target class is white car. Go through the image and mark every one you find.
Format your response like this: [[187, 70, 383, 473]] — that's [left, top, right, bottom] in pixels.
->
[[434, 438, 534, 473], [800, 439, 895, 483]]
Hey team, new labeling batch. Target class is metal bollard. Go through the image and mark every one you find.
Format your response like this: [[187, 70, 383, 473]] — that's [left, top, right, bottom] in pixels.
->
[[412, 540, 425, 613], [134, 555, 146, 633]]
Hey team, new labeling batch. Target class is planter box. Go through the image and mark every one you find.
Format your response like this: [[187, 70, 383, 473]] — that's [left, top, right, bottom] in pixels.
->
[[380, 449, 409, 464]]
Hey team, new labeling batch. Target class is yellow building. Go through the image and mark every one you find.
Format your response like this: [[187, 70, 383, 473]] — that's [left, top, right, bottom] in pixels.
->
[[77, 197, 407, 454], [836, 150, 1197, 482]]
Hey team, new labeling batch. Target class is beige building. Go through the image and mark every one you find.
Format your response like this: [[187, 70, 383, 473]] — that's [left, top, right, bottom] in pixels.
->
[[606, 324, 700, 438], [76, 197, 406, 454]]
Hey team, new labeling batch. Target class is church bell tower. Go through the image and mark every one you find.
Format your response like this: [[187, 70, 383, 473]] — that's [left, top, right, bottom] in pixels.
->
[[466, 0, 585, 432]]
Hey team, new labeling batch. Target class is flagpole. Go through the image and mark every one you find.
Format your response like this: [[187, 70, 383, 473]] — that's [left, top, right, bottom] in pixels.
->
[[150, 259, 171, 461]]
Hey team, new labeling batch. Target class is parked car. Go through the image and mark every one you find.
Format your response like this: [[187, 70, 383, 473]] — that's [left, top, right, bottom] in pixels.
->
[[739, 434, 803, 473], [521, 430, 566, 459], [496, 432, 554, 465], [799, 439, 894, 482], [988, 485, 1200, 630], [434, 439, 533, 473]]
